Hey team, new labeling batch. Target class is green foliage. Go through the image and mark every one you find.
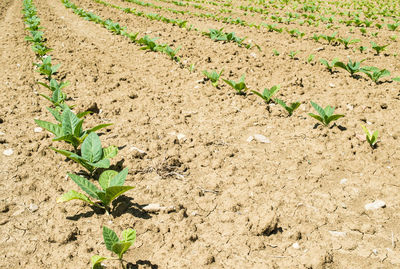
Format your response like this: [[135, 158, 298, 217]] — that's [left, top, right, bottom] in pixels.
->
[[359, 46, 368, 53], [251, 85, 280, 103], [223, 75, 248, 95], [337, 37, 360, 49], [320, 58, 338, 73], [370, 42, 389, 55], [138, 35, 161, 51], [164, 46, 181, 61], [275, 99, 300, 116], [57, 168, 133, 212], [51, 132, 117, 173], [34, 56, 60, 80], [308, 101, 344, 126], [334, 59, 365, 77], [307, 54, 315, 63], [91, 227, 136, 268], [387, 23, 399, 31], [272, 49, 280, 56], [361, 66, 391, 83], [321, 32, 337, 44], [203, 69, 223, 87], [203, 28, 246, 45], [361, 125, 378, 148], [289, 50, 298, 59]]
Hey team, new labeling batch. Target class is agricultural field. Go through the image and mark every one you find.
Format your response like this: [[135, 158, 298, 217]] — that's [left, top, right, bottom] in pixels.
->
[[1, 0, 400, 267]]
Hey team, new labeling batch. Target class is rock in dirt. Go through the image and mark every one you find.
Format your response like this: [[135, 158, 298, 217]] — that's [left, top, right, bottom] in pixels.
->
[[3, 149, 13, 156], [129, 146, 147, 158], [329, 231, 346, 237], [0, 131, 4, 135], [248, 209, 279, 236], [301, 249, 333, 268], [247, 134, 270, 143], [34, 127, 42, 133], [292, 242, 300, 249], [29, 203, 38, 212], [365, 200, 386, 210], [142, 203, 175, 213]]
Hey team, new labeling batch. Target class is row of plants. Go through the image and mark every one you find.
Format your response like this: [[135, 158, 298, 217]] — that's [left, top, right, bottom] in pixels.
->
[[92, 0, 258, 49], [202, 69, 378, 148], [23, 0, 137, 268], [61, 0, 182, 62]]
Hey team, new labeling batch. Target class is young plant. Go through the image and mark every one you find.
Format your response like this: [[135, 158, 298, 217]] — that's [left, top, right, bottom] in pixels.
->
[[321, 32, 337, 44], [337, 37, 360, 49], [308, 101, 344, 126], [289, 50, 298, 59], [251, 85, 280, 103], [387, 23, 399, 31], [203, 69, 223, 87], [34, 56, 60, 80], [138, 35, 161, 52], [359, 46, 368, 53], [320, 58, 338, 73], [273, 49, 280, 56], [51, 132, 118, 173], [307, 54, 315, 63], [361, 66, 391, 83], [223, 75, 247, 95], [91, 227, 136, 269], [164, 45, 181, 61], [370, 41, 389, 55], [31, 43, 52, 57], [334, 59, 365, 77], [361, 125, 378, 148], [58, 168, 134, 213], [275, 98, 300, 116]]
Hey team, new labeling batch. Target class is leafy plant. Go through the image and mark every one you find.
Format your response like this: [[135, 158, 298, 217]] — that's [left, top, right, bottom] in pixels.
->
[[337, 37, 360, 49], [359, 46, 368, 53], [58, 168, 133, 214], [370, 41, 389, 55], [321, 32, 337, 44], [334, 59, 365, 77], [203, 69, 223, 87], [251, 85, 280, 103], [31, 43, 52, 56], [308, 101, 344, 126], [289, 50, 298, 59], [272, 49, 280, 56], [361, 125, 378, 148], [51, 132, 118, 173], [387, 23, 399, 31], [223, 75, 247, 95], [275, 98, 300, 116], [34, 56, 60, 80], [307, 54, 315, 63], [164, 45, 181, 61], [361, 66, 391, 83], [91, 227, 136, 269], [320, 58, 338, 73], [137, 35, 162, 51], [393, 77, 400, 82]]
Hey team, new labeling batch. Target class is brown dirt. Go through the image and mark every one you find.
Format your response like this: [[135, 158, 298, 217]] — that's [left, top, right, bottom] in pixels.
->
[[1, 0, 400, 268]]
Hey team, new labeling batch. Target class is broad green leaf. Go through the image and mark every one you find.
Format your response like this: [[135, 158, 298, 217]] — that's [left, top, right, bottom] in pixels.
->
[[87, 123, 113, 134], [122, 229, 136, 243], [53, 134, 80, 148], [81, 132, 103, 163], [100, 186, 135, 207], [111, 242, 132, 259], [334, 61, 347, 71], [324, 106, 335, 117], [326, 114, 344, 124], [57, 190, 93, 204], [99, 170, 118, 190], [68, 173, 100, 199], [308, 113, 324, 124], [73, 119, 84, 138], [91, 255, 107, 269], [392, 77, 400, 82], [61, 108, 80, 135], [109, 168, 128, 187], [103, 226, 119, 251], [46, 107, 62, 122], [88, 159, 110, 169], [34, 119, 63, 137], [310, 101, 326, 118], [77, 111, 92, 118], [103, 146, 118, 159]]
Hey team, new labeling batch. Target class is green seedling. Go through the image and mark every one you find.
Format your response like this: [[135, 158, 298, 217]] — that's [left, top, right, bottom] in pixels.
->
[[58, 168, 133, 213], [312, 34, 322, 42], [289, 50, 298, 59], [370, 42, 389, 55], [189, 63, 195, 73], [321, 32, 337, 44], [51, 132, 118, 173], [361, 67, 390, 83], [38, 78, 69, 92], [337, 37, 360, 49], [138, 35, 161, 51], [35, 107, 112, 150], [273, 49, 280, 56], [360, 28, 367, 35], [393, 77, 400, 82], [91, 227, 136, 269], [34, 56, 60, 80], [387, 23, 399, 31], [287, 29, 305, 38], [275, 98, 300, 116], [31, 43, 52, 57], [361, 125, 378, 148], [334, 59, 365, 77], [320, 58, 338, 73], [164, 46, 181, 61], [359, 46, 368, 53], [103, 20, 126, 35], [25, 30, 44, 43], [251, 85, 280, 103], [308, 101, 344, 126], [307, 54, 315, 63], [203, 69, 223, 87], [223, 75, 247, 95]]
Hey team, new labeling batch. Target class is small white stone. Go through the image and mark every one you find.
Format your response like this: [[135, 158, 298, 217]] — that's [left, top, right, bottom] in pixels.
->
[[0, 131, 4, 135], [253, 134, 270, 143], [129, 146, 146, 154], [367, 121, 372, 125], [17, 64, 20, 67], [329, 231, 347, 237], [29, 204, 38, 212], [250, 52, 257, 58], [246, 136, 254, 142], [34, 127, 43, 133], [372, 249, 378, 255], [176, 133, 186, 141], [365, 200, 386, 210], [329, 83, 335, 87], [191, 211, 198, 216], [346, 104, 354, 110], [194, 85, 200, 89], [340, 178, 348, 184], [292, 242, 300, 249], [3, 149, 13, 156]]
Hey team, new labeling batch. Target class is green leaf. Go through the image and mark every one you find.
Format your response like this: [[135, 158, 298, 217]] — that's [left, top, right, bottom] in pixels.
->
[[53, 134, 80, 148], [61, 108, 80, 135], [111, 242, 132, 259], [103, 226, 120, 251], [103, 146, 118, 159], [308, 113, 324, 124], [68, 173, 100, 199], [392, 77, 400, 82], [46, 107, 62, 122], [88, 159, 110, 169], [34, 119, 63, 137], [310, 101, 326, 118], [77, 111, 92, 118], [100, 186, 135, 207], [324, 106, 335, 117], [326, 114, 345, 124], [87, 123, 113, 133], [109, 168, 129, 187], [81, 132, 103, 163], [99, 170, 118, 190], [57, 190, 93, 204], [122, 229, 136, 243], [91, 255, 107, 269]]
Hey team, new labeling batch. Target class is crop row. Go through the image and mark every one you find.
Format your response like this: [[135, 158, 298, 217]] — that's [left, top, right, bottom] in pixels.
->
[[23, 0, 137, 268]]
